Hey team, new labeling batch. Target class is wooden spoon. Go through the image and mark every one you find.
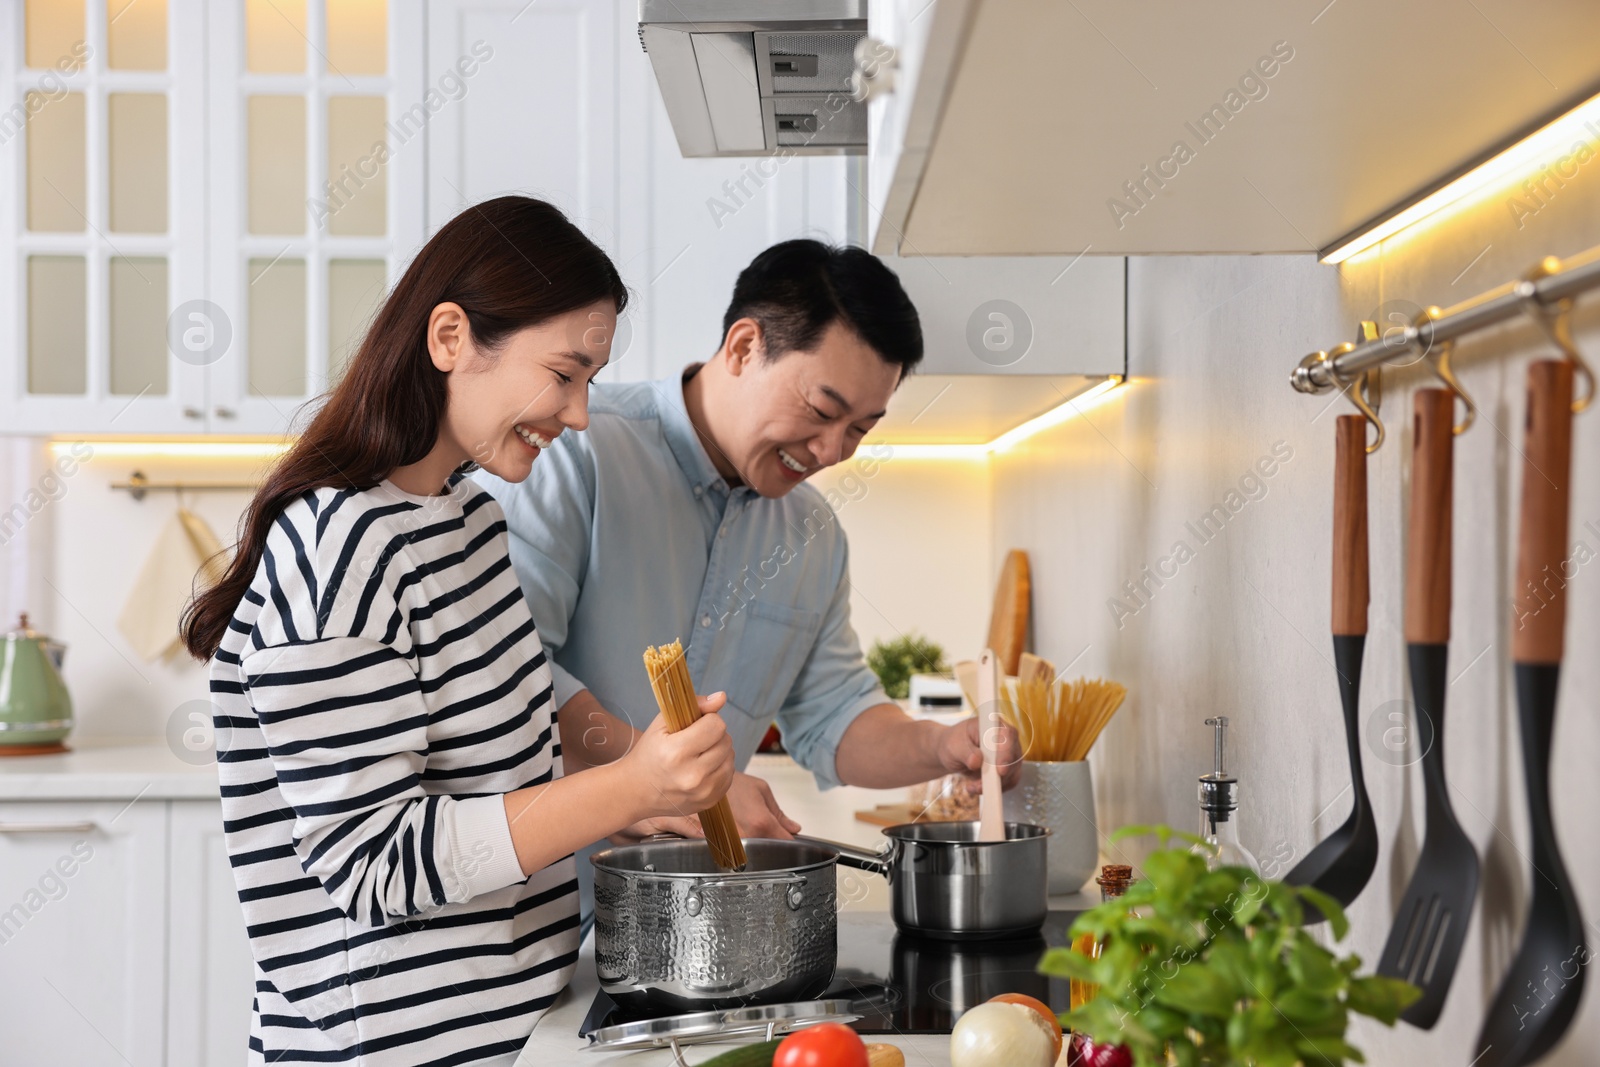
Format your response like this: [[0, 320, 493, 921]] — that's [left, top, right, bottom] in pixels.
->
[[977, 648, 1006, 841]]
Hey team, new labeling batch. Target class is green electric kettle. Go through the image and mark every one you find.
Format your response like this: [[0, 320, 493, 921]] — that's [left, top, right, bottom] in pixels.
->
[[0, 613, 73, 754]]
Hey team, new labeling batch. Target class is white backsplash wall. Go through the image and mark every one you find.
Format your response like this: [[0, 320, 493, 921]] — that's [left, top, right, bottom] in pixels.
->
[[28, 449, 267, 741], [810, 452, 993, 669], [5, 441, 992, 743], [993, 199, 1600, 1057]]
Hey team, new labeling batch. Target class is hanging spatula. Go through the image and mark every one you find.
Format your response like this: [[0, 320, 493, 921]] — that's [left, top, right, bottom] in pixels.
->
[[1474, 360, 1586, 1066], [1376, 388, 1480, 1028], [1285, 414, 1380, 920]]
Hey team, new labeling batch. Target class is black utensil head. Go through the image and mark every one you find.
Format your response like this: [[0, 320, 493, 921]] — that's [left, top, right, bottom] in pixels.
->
[[1472, 890, 1586, 1066], [1376, 826, 1480, 1028], [1283, 799, 1379, 923]]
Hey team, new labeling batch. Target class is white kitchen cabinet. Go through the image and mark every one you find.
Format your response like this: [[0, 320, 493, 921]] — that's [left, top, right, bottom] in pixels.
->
[[0, 0, 424, 438], [166, 801, 254, 1067], [0, 799, 168, 1066], [861, 0, 970, 258], [863, 0, 1600, 256]]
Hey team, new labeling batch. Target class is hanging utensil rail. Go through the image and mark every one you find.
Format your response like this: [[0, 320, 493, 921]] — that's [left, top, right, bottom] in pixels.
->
[[1291, 245, 1600, 397], [111, 471, 259, 502]]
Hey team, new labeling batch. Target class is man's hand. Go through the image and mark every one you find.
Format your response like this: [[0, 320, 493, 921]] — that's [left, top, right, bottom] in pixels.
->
[[609, 770, 800, 844], [937, 716, 1023, 792], [724, 771, 801, 839]]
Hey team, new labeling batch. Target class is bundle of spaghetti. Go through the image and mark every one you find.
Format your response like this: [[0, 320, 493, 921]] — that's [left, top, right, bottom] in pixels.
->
[[642, 640, 747, 872], [1000, 675, 1128, 761]]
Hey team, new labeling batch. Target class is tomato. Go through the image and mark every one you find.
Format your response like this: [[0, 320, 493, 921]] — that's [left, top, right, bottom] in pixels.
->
[[988, 993, 1063, 1061], [774, 1022, 869, 1067]]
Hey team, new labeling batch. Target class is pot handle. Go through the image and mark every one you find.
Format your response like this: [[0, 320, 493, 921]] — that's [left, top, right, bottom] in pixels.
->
[[686, 871, 809, 914], [794, 834, 890, 877]]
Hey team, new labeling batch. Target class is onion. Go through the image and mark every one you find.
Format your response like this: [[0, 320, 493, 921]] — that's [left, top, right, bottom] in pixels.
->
[[948, 1001, 1057, 1067]]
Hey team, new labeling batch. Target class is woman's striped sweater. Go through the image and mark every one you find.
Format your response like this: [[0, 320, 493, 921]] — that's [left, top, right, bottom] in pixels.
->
[[209, 475, 576, 1066]]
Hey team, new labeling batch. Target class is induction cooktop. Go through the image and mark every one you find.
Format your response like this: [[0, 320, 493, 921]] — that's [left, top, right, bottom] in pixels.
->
[[580, 908, 1083, 1038]]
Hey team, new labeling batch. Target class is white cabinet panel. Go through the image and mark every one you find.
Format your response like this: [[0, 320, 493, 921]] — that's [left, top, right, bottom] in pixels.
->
[[886, 254, 1126, 376], [166, 801, 254, 1067], [0, 799, 167, 1066], [426, 0, 619, 245]]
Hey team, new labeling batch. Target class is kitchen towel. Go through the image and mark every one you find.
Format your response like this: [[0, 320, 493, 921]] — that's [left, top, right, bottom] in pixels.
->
[[117, 508, 230, 662]]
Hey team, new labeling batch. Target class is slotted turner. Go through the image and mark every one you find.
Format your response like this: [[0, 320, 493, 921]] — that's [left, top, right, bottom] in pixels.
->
[[1376, 389, 1480, 1028], [1285, 414, 1379, 920], [1474, 360, 1586, 1066]]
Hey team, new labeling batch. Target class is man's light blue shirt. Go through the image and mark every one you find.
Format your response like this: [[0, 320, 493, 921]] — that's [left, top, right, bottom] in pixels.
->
[[474, 371, 887, 792]]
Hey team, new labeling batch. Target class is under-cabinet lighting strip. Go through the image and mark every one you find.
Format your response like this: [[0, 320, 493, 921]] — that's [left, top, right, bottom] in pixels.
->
[[48, 440, 292, 459], [1322, 84, 1600, 264], [879, 376, 1124, 459], [48, 377, 1126, 464]]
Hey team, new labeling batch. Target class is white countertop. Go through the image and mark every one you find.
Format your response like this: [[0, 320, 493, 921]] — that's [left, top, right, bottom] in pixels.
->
[[0, 736, 220, 800]]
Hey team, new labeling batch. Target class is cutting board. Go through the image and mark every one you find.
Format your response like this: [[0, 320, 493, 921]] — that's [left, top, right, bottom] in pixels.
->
[[856, 804, 923, 827], [986, 549, 1031, 676]]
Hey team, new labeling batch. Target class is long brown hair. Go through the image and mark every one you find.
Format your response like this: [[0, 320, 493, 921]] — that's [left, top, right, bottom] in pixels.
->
[[181, 196, 627, 660]]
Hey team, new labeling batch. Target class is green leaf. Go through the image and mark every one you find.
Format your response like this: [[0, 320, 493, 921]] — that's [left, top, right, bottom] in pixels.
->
[[1229, 874, 1271, 926], [1143, 848, 1203, 907], [1037, 946, 1096, 981], [1109, 823, 1208, 850], [1206, 934, 1254, 992], [1288, 936, 1346, 996], [1296, 884, 1351, 940], [1150, 963, 1238, 1019], [1294, 1035, 1367, 1066], [1274, 988, 1345, 1031], [1345, 974, 1422, 1025]]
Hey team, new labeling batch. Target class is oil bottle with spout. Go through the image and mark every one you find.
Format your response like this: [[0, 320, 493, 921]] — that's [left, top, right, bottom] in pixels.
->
[[1194, 716, 1259, 873]]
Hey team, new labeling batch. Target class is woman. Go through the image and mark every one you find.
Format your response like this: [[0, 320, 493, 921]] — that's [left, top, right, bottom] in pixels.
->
[[181, 196, 735, 1066]]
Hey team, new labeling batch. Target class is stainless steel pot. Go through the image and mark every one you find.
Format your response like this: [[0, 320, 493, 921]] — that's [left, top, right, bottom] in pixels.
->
[[590, 838, 839, 1014], [802, 821, 1050, 940]]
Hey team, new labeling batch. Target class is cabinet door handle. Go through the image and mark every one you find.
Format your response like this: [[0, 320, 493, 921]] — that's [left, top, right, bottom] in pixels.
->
[[0, 821, 97, 834], [214, 406, 237, 419], [183, 406, 204, 420]]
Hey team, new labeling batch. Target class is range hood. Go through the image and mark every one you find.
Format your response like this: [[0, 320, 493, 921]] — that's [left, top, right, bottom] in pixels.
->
[[639, 0, 867, 157]]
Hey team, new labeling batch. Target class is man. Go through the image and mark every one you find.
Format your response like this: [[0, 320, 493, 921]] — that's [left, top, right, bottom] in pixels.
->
[[477, 240, 1019, 865]]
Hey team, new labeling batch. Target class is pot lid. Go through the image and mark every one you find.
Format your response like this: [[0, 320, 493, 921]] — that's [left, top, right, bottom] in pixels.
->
[[585, 999, 859, 1055]]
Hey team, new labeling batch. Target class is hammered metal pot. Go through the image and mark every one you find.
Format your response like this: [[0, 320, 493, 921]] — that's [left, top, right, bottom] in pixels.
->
[[591, 838, 839, 1014]]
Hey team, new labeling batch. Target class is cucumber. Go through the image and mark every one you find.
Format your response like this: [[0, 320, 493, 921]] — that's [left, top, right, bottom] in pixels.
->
[[694, 1038, 783, 1067]]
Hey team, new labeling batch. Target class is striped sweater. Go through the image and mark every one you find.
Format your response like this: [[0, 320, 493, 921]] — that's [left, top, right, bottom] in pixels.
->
[[209, 475, 577, 1066]]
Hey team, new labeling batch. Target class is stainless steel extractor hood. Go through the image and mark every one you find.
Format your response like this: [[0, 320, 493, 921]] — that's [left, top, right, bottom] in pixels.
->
[[639, 1, 867, 158]]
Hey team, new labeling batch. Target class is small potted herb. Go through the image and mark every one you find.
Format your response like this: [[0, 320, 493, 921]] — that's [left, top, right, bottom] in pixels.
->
[[866, 632, 948, 700], [1040, 826, 1420, 1067]]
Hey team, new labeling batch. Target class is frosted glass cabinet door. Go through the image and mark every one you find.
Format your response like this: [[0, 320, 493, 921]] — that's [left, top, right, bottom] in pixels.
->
[[206, 0, 424, 435], [0, 800, 168, 1067], [0, 0, 207, 434]]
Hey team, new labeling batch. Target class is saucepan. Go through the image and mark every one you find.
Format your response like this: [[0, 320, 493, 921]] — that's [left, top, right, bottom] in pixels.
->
[[591, 837, 842, 1014], [800, 821, 1051, 941], [590, 822, 1049, 1013]]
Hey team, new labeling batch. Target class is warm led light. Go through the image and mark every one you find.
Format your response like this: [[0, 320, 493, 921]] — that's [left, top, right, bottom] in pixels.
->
[[1322, 90, 1600, 264], [876, 376, 1124, 458], [49, 439, 291, 459]]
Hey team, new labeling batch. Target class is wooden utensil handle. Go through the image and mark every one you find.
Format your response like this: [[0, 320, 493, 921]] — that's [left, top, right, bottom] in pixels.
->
[[1513, 360, 1575, 664], [1332, 415, 1370, 636], [1405, 390, 1456, 644]]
